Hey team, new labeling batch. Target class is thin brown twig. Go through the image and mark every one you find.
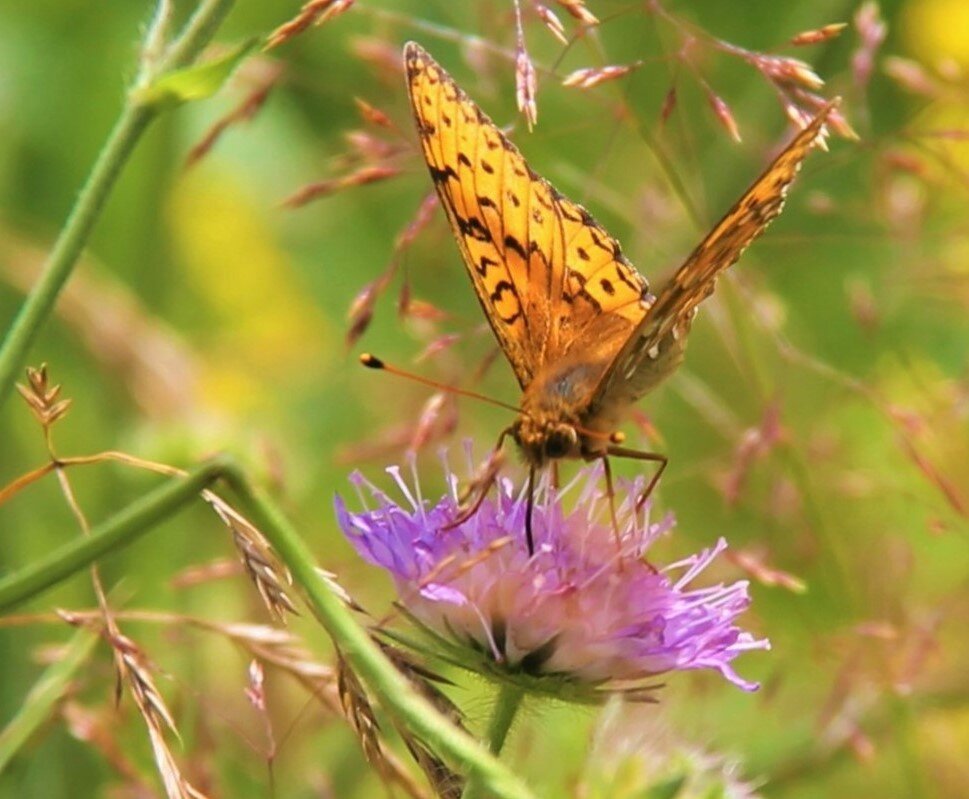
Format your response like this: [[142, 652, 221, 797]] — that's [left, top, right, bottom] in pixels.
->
[[0, 461, 57, 505], [0, 444, 298, 618], [16, 366, 207, 799], [185, 61, 283, 168], [735, 287, 969, 518], [31, 608, 433, 799]]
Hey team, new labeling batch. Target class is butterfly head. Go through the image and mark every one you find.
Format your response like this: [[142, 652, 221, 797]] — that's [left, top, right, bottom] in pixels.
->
[[512, 415, 581, 466]]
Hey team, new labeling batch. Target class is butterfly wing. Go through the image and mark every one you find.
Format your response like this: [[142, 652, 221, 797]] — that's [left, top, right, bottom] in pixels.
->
[[587, 101, 837, 416], [404, 42, 653, 389], [544, 192, 654, 363]]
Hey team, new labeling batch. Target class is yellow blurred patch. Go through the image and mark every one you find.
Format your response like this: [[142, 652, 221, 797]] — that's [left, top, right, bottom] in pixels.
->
[[168, 168, 331, 411], [902, 0, 969, 66], [196, 362, 266, 413]]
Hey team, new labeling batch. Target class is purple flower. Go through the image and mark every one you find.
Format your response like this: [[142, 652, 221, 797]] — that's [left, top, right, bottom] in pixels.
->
[[335, 455, 768, 696]]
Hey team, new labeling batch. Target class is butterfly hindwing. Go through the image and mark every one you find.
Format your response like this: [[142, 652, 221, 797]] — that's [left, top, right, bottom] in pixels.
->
[[590, 103, 837, 412]]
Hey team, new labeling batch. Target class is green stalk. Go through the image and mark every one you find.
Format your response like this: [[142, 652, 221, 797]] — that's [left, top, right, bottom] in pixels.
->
[[461, 685, 525, 799], [157, 0, 237, 73], [0, 460, 535, 798], [221, 471, 536, 799], [0, 627, 99, 771], [0, 106, 153, 408], [0, 459, 228, 611], [0, 0, 236, 410]]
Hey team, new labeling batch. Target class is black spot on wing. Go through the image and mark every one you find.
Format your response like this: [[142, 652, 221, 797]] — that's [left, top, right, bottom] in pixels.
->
[[504, 234, 528, 260], [615, 263, 645, 293], [477, 255, 498, 276], [489, 280, 522, 324], [428, 164, 459, 184], [491, 279, 515, 299], [457, 214, 492, 242]]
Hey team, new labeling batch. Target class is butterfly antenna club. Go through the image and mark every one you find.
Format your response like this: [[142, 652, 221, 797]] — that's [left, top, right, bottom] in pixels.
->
[[359, 353, 522, 415]]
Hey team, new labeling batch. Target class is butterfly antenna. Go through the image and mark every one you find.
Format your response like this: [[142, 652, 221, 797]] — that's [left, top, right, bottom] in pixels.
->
[[360, 353, 522, 415]]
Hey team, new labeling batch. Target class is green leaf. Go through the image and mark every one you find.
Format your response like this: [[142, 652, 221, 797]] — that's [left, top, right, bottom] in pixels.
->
[[136, 37, 257, 108], [640, 774, 688, 799], [0, 627, 99, 770], [698, 784, 727, 799]]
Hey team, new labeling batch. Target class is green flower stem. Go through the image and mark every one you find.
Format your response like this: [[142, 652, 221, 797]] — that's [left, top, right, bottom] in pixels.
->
[[0, 0, 236, 410], [157, 0, 237, 74], [461, 685, 526, 799], [0, 626, 99, 770], [0, 459, 229, 612], [0, 459, 535, 799], [220, 470, 537, 799], [0, 105, 153, 409]]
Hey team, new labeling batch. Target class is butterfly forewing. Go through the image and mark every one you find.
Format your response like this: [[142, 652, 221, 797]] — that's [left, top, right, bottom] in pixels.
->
[[404, 41, 833, 464], [404, 42, 653, 391], [406, 43, 547, 386], [590, 103, 837, 414], [551, 194, 653, 360]]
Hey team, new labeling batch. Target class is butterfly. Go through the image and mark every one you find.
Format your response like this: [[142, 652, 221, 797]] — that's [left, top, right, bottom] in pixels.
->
[[402, 42, 836, 552]]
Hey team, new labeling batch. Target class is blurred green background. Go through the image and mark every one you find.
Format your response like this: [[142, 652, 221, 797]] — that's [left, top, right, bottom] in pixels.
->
[[1, 1, 967, 797]]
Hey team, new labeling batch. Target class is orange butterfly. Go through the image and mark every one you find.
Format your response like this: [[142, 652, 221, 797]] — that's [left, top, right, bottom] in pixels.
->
[[401, 42, 835, 552]]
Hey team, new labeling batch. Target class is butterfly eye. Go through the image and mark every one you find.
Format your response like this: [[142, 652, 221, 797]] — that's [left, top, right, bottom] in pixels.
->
[[545, 426, 577, 459]]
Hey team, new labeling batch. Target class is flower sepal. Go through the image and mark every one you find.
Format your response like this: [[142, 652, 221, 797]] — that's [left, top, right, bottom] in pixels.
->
[[378, 605, 665, 705]]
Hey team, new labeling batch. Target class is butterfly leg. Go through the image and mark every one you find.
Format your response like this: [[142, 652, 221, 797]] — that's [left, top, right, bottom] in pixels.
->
[[599, 455, 623, 551], [442, 426, 513, 531], [606, 444, 668, 510]]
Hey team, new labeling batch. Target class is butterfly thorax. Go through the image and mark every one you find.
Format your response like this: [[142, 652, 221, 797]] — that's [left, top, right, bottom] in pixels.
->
[[513, 358, 612, 467], [512, 328, 692, 466]]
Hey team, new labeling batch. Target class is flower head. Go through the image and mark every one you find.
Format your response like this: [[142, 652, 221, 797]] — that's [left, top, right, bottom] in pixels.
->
[[336, 455, 767, 698], [583, 700, 763, 798]]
